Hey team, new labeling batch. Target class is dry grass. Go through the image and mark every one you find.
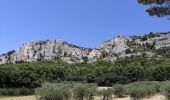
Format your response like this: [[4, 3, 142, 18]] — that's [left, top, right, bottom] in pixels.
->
[[0, 94, 165, 100], [0, 95, 37, 100], [94, 94, 165, 100]]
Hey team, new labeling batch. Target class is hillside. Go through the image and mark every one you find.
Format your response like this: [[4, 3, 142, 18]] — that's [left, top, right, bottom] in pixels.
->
[[0, 32, 170, 64]]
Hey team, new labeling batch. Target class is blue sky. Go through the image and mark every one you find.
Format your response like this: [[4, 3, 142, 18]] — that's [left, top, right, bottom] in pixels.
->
[[0, 0, 169, 54]]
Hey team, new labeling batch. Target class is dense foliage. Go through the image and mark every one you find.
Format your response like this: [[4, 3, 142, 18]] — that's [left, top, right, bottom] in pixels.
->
[[0, 48, 170, 88]]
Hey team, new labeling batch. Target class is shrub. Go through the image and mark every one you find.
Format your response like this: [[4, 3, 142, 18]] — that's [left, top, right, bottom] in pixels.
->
[[148, 81, 161, 92], [128, 86, 147, 100], [113, 84, 126, 98], [126, 81, 159, 100], [35, 83, 72, 100], [86, 84, 97, 100], [73, 83, 89, 100], [145, 85, 156, 97], [161, 81, 170, 100], [19, 87, 34, 95], [98, 88, 113, 100], [0, 88, 33, 96], [7, 88, 20, 96], [35, 82, 97, 100]]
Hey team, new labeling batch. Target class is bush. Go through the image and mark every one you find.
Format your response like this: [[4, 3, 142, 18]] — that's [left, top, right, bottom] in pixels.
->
[[61, 84, 72, 100], [128, 86, 147, 100], [7, 88, 20, 96], [35, 82, 98, 100], [19, 87, 34, 95], [98, 88, 113, 100], [34, 81, 170, 100], [0, 88, 33, 96], [73, 83, 89, 100], [161, 81, 170, 100], [126, 81, 159, 100], [113, 84, 126, 97], [86, 84, 97, 100], [148, 81, 161, 92], [35, 83, 72, 100]]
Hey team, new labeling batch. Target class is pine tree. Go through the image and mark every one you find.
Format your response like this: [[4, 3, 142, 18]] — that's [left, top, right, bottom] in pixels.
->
[[138, 0, 170, 17]]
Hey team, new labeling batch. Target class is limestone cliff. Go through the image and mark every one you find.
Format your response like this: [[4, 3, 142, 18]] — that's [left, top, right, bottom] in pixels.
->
[[0, 32, 170, 64], [0, 40, 91, 64]]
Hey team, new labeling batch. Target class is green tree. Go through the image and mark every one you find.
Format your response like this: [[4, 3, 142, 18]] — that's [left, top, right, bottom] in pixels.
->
[[35, 83, 72, 100], [99, 88, 114, 100], [73, 83, 89, 100], [138, 0, 170, 17], [113, 84, 126, 98]]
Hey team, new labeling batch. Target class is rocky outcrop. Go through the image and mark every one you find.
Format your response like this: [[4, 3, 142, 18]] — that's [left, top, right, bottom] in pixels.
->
[[88, 36, 131, 63], [0, 40, 91, 64], [135, 33, 170, 49], [0, 32, 170, 64]]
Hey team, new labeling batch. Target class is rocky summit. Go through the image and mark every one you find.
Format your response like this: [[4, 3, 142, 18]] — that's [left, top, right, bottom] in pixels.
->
[[0, 32, 170, 64]]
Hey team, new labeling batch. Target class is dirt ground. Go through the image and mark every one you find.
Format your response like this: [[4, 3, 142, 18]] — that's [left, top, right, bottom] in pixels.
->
[[0, 96, 37, 100], [95, 94, 165, 100], [0, 95, 165, 100]]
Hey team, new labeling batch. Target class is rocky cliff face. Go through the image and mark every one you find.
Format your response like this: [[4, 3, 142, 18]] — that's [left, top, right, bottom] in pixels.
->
[[88, 36, 131, 63], [0, 40, 91, 64], [0, 32, 170, 64]]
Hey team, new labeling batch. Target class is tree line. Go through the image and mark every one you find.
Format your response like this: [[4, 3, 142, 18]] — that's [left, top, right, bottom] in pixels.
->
[[0, 47, 169, 88]]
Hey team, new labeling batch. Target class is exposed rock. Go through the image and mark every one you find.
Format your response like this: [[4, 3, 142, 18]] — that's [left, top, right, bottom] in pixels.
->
[[88, 49, 102, 63], [0, 40, 91, 64], [97, 35, 130, 53], [0, 32, 170, 64]]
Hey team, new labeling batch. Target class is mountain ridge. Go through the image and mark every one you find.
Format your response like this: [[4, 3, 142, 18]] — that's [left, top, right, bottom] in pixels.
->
[[0, 32, 170, 64]]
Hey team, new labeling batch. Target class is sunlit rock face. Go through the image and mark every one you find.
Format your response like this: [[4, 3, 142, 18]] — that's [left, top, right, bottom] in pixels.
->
[[0, 40, 91, 64], [0, 32, 170, 64]]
